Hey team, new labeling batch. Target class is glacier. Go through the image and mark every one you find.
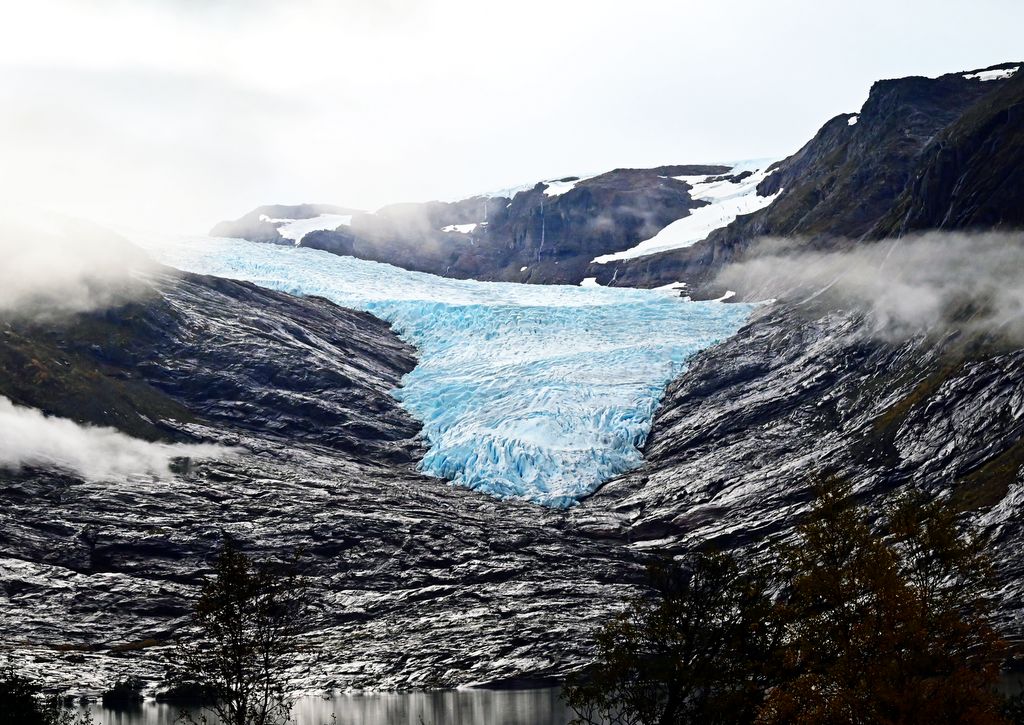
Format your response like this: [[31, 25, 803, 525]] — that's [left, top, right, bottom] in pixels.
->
[[145, 235, 753, 507]]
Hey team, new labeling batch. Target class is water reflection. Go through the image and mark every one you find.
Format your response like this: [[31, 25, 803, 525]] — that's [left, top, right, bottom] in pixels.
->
[[82, 688, 573, 725]]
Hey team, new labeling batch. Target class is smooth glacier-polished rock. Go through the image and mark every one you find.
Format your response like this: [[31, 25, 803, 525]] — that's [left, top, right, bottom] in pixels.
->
[[0, 269, 646, 695]]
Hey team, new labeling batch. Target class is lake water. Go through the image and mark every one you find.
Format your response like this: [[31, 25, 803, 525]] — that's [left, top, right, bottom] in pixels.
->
[[81, 688, 574, 724], [83, 675, 1024, 724]]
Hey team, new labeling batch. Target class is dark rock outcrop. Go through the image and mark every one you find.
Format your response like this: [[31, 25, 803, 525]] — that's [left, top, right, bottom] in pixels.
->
[[212, 166, 730, 285], [598, 63, 1024, 290], [575, 299, 1024, 654]]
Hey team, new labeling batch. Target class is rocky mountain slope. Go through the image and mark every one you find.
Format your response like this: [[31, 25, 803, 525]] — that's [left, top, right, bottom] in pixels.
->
[[574, 299, 1024, 656], [598, 62, 1024, 290], [6, 243, 1022, 696], [570, 62, 1024, 654], [0, 270, 418, 458], [0, 270, 644, 694], [212, 164, 735, 285], [214, 64, 1022, 293]]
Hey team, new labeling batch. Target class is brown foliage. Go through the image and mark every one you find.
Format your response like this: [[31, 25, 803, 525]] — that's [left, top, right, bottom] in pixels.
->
[[563, 552, 782, 725], [757, 483, 1008, 725], [568, 482, 1012, 725]]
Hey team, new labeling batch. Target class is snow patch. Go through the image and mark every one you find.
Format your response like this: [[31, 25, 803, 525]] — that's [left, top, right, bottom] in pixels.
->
[[475, 172, 598, 201], [653, 281, 687, 292], [628, 536, 680, 550], [442, 223, 479, 234], [848, 115, 859, 126], [541, 175, 593, 197], [579, 277, 600, 288], [963, 66, 1018, 82], [267, 214, 353, 244], [592, 160, 781, 264], [475, 183, 534, 200], [146, 235, 753, 507]]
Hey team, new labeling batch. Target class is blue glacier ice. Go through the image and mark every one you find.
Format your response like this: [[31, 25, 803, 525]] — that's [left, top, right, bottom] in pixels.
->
[[145, 236, 753, 507]]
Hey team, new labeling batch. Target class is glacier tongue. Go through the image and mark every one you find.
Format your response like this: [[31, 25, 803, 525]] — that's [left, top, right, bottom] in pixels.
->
[[146, 236, 753, 506]]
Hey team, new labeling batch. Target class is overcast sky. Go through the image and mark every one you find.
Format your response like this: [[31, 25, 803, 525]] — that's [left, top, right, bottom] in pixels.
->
[[1, 0, 1021, 233]]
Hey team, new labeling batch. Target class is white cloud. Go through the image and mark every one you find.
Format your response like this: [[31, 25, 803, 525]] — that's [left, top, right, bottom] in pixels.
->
[[717, 232, 1024, 342], [0, 396, 236, 481], [0, 210, 157, 317], [0, 0, 1022, 232]]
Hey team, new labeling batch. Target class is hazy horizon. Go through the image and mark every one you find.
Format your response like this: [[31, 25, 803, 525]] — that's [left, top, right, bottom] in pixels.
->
[[2, 0, 1022, 233]]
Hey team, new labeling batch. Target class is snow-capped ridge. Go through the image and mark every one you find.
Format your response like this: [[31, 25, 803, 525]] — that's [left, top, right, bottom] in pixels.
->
[[963, 65, 1018, 82], [592, 160, 782, 264], [540, 175, 595, 197]]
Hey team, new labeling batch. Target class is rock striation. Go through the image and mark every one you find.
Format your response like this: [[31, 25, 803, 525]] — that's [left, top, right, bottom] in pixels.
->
[[576, 299, 1024, 656], [0, 270, 643, 695]]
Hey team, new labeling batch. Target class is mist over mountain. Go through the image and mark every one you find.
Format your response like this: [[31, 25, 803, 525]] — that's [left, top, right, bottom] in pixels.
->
[[0, 212, 156, 318], [2, 55, 1024, 716], [716, 231, 1024, 342], [214, 63, 1024, 299]]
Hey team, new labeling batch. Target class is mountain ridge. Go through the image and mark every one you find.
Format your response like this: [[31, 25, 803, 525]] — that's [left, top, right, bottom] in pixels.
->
[[3, 59, 1024, 695], [599, 62, 1024, 291], [212, 62, 1023, 295]]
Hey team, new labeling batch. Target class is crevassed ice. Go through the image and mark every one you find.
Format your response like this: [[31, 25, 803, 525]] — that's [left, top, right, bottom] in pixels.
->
[[147, 236, 753, 507]]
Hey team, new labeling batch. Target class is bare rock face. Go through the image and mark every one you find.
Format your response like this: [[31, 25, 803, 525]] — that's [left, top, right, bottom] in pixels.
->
[[575, 300, 1024, 655], [212, 165, 730, 285], [0, 271, 643, 695], [599, 63, 1024, 290]]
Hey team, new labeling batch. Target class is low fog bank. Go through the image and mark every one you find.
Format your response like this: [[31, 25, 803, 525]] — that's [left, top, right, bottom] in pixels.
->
[[0, 212, 234, 480], [0, 210, 159, 319], [716, 232, 1024, 342], [0, 396, 236, 481]]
